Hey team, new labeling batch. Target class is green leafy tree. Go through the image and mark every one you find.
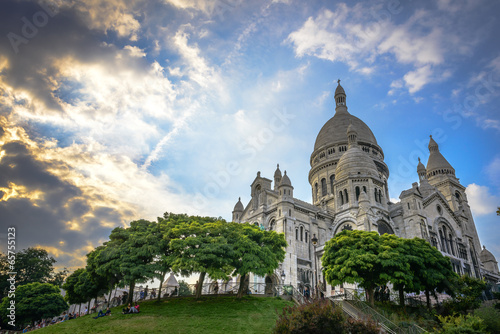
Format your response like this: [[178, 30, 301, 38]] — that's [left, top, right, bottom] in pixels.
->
[[0, 248, 67, 300], [227, 222, 287, 298], [378, 234, 413, 307], [322, 230, 394, 306], [445, 275, 487, 314], [0, 282, 67, 329], [72, 268, 108, 314], [62, 268, 87, 313], [164, 215, 234, 298], [86, 245, 123, 304], [404, 238, 456, 309], [98, 219, 160, 304]]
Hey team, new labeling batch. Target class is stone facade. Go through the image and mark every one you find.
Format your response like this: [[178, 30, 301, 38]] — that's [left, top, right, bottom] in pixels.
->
[[232, 82, 500, 292]]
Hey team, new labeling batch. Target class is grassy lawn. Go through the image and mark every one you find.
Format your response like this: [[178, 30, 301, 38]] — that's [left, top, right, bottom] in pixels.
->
[[36, 296, 294, 334]]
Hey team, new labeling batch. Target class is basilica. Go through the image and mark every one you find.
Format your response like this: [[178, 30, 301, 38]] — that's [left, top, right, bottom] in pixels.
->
[[231, 82, 499, 294]]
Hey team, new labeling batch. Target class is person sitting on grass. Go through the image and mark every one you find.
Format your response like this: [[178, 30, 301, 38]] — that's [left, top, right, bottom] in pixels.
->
[[93, 307, 111, 319], [122, 303, 131, 314], [130, 302, 140, 313]]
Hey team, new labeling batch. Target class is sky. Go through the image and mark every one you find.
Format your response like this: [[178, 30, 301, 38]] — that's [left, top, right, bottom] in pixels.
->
[[0, 0, 499, 272]]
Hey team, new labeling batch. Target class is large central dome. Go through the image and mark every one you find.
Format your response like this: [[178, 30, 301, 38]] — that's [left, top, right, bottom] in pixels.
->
[[308, 82, 389, 207], [314, 112, 378, 151]]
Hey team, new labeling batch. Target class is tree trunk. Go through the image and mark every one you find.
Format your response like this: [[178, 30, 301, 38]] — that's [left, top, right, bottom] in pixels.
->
[[87, 299, 91, 315], [399, 286, 405, 307], [127, 281, 136, 305], [196, 272, 206, 299], [108, 289, 113, 306], [425, 290, 431, 310], [367, 287, 375, 307], [237, 273, 247, 299], [78, 303, 81, 315], [158, 271, 166, 301]]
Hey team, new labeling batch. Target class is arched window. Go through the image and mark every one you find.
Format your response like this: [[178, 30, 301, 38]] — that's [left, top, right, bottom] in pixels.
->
[[330, 175, 335, 193], [344, 189, 349, 203], [339, 191, 344, 205], [300, 226, 304, 242], [355, 186, 360, 201], [295, 228, 298, 240], [289, 209, 291, 216], [379, 190, 382, 203], [374, 189, 378, 203], [363, 186, 367, 193], [321, 178, 327, 197], [269, 219, 276, 231], [305, 231, 308, 243], [377, 221, 394, 235], [314, 183, 318, 201]]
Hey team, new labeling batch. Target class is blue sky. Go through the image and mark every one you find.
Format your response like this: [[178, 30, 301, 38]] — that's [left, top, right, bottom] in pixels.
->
[[0, 0, 499, 270]]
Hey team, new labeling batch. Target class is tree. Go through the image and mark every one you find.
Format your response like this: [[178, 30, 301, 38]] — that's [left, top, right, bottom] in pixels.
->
[[445, 275, 487, 313], [86, 245, 122, 305], [404, 238, 456, 309], [497, 207, 500, 216], [74, 268, 108, 314], [0, 282, 67, 329], [227, 222, 287, 298], [0, 248, 67, 300], [377, 234, 413, 307], [98, 219, 160, 304], [62, 268, 87, 313], [164, 215, 234, 299], [322, 230, 388, 306]]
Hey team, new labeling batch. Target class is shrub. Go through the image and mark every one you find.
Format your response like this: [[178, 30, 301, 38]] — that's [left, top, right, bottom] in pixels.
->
[[345, 317, 380, 334], [273, 299, 381, 334], [436, 314, 487, 334], [474, 306, 500, 334]]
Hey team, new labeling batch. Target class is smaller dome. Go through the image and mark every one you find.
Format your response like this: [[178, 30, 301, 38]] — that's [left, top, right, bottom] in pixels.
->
[[279, 171, 292, 187], [274, 164, 282, 178], [335, 146, 379, 180], [233, 197, 244, 212], [335, 82, 345, 97], [426, 136, 455, 176], [480, 246, 497, 263], [417, 157, 426, 172]]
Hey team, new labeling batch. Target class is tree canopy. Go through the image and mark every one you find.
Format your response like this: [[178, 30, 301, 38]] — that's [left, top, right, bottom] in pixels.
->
[[0, 248, 67, 300], [164, 216, 235, 298], [322, 230, 387, 306], [0, 282, 67, 328], [227, 222, 287, 297], [322, 230, 457, 307]]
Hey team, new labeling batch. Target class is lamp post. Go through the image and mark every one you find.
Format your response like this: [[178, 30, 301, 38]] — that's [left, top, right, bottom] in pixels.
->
[[311, 234, 318, 299]]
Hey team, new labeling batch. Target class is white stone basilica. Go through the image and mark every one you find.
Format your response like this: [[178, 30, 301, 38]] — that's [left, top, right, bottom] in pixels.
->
[[231, 82, 499, 294]]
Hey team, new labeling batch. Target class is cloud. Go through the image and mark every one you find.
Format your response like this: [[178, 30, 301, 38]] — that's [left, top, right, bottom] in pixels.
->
[[403, 65, 433, 94], [485, 157, 500, 187], [286, 2, 481, 93], [466, 183, 500, 217]]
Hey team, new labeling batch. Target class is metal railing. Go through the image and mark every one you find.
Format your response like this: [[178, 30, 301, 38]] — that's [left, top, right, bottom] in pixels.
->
[[329, 289, 427, 334]]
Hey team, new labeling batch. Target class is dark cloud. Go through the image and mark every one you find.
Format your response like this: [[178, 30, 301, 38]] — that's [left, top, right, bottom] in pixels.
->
[[0, 0, 150, 113], [0, 135, 128, 264]]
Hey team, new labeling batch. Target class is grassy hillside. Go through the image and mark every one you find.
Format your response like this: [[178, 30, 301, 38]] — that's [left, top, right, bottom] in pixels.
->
[[36, 296, 294, 334]]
